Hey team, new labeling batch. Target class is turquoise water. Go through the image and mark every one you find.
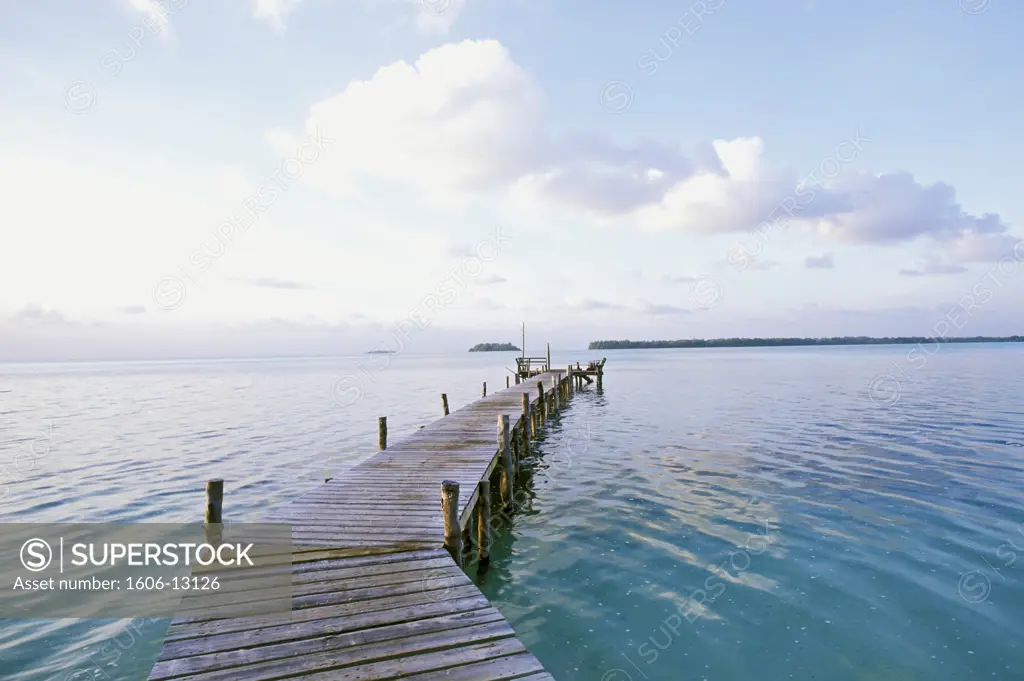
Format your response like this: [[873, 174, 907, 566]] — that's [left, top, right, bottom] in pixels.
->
[[2, 345, 1023, 679]]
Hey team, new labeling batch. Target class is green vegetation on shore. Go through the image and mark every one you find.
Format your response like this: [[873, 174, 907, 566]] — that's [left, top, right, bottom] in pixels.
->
[[469, 342, 521, 352], [589, 336, 1024, 350]]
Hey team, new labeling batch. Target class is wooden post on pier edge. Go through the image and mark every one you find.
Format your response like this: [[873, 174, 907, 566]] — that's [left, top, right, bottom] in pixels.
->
[[476, 479, 491, 568], [551, 376, 559, 414], [498, 415, 513, 509], [547, 342, 551, 372], [205, 479, 223, 545], [441, 480, 462, 565], [537, 382, 546, 421], [483, 382, 487, 398], [205, 479, 223, 525], [567, 364, 573, 395], [378, 416, 387, 451], [521, 392, 532, 451], [506, 376, 510, 389], [441, 393, 450, 416]]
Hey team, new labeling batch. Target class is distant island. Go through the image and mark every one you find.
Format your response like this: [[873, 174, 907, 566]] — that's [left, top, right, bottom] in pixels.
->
[[366, 349, 397, 354], [589, 336, 1024, 350], [469, 342, 521, 352]]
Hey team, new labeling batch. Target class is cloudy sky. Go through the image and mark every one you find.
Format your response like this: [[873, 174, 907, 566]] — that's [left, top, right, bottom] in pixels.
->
[[1, 0, 1022, 360]]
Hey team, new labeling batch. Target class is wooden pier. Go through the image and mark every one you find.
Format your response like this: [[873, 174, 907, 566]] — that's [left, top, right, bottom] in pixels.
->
[[149, 361, 599, 680]]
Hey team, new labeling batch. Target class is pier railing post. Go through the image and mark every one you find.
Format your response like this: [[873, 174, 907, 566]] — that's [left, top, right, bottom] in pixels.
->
[[441, 393, 450, 416], [441, 480, 462, 565], [483, 382, 487, 398], [537, 382, 545, 421], [378, 416, 387, 451], [476, 479, 491, 569], [506, 376, 510, 389], [499, 415, 513, 509], [205, 479, 223, 525], [205, 479, 223, 546], [551, 376, 559, 413], [521, 392, 532, 452]]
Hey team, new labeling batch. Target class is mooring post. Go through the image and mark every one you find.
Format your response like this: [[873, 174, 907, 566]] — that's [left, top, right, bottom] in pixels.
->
[[551, 376, 559, 413], [205, 479, 223, 545], [441, 480, 462, 565], [205, 479, 223, 525], [483, 382, 487, 398], [547, 342, 551, 372], [378, 416, 387, 451], [521, 392, 533, 449], [441, 393, 450, 416], [537, 382, 545, 421], [597, 358, 605, 390], [476, 479, 491, 568], [567, 364, 574, 395], [499, 414, 513, 509], [506, 375, 510, 389]]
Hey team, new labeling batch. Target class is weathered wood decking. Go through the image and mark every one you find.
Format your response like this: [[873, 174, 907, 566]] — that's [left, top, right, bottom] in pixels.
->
[[150, 370, 575, 680]]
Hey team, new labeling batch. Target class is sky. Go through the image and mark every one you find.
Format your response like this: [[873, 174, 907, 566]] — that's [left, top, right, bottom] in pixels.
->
[[1, 0, 1022, 360]]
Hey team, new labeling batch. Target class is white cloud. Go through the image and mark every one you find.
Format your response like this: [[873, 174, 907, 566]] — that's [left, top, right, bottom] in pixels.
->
[[279, 39, 1018, 267], [252, 0, 305, 31], [125, 0, 174, 41]]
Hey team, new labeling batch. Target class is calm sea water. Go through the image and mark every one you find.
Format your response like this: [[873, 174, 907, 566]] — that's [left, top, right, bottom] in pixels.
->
[[1, 345, 1023, 680]]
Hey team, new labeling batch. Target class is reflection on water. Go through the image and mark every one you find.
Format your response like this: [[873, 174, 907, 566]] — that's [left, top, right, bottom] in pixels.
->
[[2, 345, 1024, 679]]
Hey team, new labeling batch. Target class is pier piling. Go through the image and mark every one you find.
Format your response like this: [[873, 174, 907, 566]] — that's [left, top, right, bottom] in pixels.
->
[[499, 414, 513, 509], [377, 416, 387, 451], [441, 393, 450, 416], [441, 480, 462, 565], [522, 392, 533, 450], [476, 479, 491, 568], [483, 382, 487, 398], [205, 478, 223, 525]]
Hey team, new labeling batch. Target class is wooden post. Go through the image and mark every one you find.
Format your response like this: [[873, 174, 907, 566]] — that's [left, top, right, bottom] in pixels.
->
[[498, 415, 513, 509], [547, 342, 551, 372], [522, 392, 532, 449], [205, 478, 223, 546], [441, 480, 462, 565], [506, 376, 510, 389], [597, 358, 605, 390], [537, 382, 545, 421], [476, 480, 491, 567], [205, 479, 223, 525], [567, 365, 573, 395], [378, 416, 387, 451], [482, 382, 487, 398], [441, 393, 449, 416]]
